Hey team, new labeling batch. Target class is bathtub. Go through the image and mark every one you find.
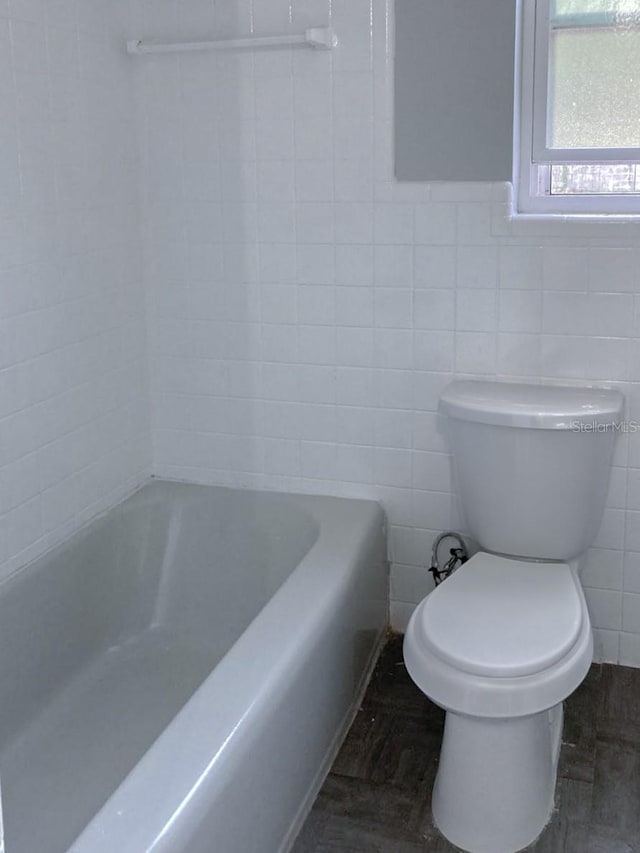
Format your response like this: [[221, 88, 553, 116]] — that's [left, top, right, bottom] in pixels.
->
[[0, 480, 387, 853]]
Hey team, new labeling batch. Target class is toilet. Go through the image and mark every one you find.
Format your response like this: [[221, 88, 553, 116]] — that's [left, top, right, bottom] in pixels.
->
[[403, 380, 624, 853]]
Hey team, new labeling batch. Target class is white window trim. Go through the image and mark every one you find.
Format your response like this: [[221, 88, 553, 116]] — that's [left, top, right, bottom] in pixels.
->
[[514, 0, 640, 218]]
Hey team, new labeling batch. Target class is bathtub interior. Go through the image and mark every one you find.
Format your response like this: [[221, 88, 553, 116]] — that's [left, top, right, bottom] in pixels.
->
[[0, 481, 319, 853]]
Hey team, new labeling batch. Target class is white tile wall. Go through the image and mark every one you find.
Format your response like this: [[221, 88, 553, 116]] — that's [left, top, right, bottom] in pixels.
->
[[0, 0, 151, 579], [133, 0, 640, 664]]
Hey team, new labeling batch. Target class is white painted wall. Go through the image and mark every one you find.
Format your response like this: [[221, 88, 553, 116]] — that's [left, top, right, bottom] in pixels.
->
[[0, 0, 151, 579], [114, 0, 640, 666]]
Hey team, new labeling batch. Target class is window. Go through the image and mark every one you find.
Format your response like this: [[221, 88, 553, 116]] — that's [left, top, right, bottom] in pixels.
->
[[515, 0, 640, 215]]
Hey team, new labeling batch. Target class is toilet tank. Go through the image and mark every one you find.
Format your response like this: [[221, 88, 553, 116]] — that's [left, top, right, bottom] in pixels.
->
[[440, 381, 624, 561]]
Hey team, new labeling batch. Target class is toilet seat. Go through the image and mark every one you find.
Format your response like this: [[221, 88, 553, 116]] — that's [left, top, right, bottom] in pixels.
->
[[417, 552, 583, 678], [403, 553, 593, 719]]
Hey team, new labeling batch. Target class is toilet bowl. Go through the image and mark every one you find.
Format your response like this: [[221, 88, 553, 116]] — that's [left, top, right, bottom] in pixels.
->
[[404, 380, 624, 853], [404, 554, 592, 853]]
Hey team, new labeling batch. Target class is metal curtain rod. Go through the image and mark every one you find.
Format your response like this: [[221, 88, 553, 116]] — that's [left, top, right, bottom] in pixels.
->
[[126, 26, 337, 55]]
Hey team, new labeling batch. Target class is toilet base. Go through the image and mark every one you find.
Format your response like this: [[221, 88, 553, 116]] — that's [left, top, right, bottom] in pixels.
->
[[432, 704, 562, 853]]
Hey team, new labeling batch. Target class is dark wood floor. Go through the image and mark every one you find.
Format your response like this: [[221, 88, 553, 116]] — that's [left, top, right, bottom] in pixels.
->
[[293, 635, 640, 853]]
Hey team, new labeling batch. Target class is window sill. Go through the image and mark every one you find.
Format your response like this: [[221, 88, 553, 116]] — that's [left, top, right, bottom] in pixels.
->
[[509, 210, 640, 223]]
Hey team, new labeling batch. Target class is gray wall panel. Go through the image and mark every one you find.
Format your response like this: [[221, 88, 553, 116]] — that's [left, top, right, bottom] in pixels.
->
[[394, 0, 517, 181]]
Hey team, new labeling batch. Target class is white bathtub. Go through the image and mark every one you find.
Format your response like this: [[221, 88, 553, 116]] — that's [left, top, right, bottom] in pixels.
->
[[0, 480, 387, 853]]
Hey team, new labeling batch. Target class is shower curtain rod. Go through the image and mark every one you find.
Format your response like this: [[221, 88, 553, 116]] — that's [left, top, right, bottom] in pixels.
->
[[126, 26, 337, 55]]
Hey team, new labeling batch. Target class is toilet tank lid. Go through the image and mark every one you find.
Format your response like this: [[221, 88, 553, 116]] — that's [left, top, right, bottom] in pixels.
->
[[439, 380, 624, 429]]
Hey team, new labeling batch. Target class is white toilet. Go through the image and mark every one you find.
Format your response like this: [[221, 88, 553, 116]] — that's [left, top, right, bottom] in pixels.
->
[[404, 380, 624, 853]]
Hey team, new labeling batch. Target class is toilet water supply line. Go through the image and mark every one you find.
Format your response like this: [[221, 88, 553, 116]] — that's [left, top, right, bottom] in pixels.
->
[[429, 531, 468, 586]]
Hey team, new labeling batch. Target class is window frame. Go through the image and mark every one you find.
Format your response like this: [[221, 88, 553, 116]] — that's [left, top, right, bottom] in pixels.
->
[[515, 0, 640, 216]]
